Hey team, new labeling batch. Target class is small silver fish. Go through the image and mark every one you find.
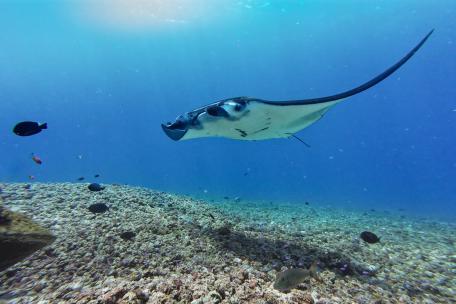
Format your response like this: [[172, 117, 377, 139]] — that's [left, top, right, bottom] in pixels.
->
[[273, 261, 319, 292]]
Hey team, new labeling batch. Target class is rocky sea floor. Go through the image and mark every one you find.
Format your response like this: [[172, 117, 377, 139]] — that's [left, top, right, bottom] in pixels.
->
[[0, 183, 455, 304]]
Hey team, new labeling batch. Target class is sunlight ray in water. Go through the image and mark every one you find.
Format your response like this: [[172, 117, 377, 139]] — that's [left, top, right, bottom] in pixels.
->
[[73, 0, 228, 31]]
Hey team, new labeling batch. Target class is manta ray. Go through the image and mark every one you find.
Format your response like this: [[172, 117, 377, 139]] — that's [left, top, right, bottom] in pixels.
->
[[162, 30, 433, 142]]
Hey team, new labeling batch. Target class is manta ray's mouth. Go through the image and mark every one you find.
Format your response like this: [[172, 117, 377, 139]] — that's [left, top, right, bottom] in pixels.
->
[[161, 123, 188, 141]]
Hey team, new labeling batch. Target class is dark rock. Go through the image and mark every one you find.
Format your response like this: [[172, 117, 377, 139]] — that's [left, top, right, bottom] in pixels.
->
[[0, 207, 12, 225], [334, 261, 355, 276], [217, 225, 231, 236], [121, 257, 136, 267], [360, 231, 380, 244], [4, 269, 18, 278], [88, 203, 109, 213], [44, 247, 56, 257], [0, 208, 55, 271], [120, 231, 136, 241], [88, 183, 105, 192]]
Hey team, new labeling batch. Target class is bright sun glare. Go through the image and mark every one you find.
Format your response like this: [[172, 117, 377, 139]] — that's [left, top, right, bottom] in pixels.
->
[[76, 0, 222, 31]]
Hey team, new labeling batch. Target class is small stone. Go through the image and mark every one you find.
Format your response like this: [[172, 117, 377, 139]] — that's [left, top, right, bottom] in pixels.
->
[[206, 291, 222, 303], [121, 257, 136, 267], [33, 282, 46, 292], [70, 282, 82, 291], [88, 203, 109, 213]]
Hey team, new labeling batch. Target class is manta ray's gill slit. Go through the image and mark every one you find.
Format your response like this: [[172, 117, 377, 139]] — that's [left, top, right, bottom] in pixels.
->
[[251, 127, 270, 135], [235, 128, 248, 137]]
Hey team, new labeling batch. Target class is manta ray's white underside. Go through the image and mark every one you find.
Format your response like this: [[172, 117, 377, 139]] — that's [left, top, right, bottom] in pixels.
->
[[182, 99, 341, 140]]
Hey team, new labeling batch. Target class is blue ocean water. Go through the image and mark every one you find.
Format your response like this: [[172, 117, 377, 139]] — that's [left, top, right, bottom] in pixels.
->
[[0, 1, 455, 218]]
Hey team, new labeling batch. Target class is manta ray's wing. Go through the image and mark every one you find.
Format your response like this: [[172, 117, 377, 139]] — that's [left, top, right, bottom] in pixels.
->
[[262, 29, 434, 107], [162, 30, 433, 141], [229, 29, 434, 140]]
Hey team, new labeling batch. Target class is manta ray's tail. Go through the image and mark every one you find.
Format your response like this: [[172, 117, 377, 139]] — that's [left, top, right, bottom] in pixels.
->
[[265, 29, 434, 106]]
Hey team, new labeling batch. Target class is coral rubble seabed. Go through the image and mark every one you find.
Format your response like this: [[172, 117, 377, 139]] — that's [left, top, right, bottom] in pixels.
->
[[0, 183, 455, 303]]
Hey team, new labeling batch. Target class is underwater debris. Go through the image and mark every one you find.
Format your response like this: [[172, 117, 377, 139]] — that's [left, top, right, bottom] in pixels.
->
[[273, 261, 319, 292], [120, 231, 136, 241], [13, 121, 47, 136], [88, 203, 109, 213], [88, 183, 105, 192], [360, 231, 380, 244]]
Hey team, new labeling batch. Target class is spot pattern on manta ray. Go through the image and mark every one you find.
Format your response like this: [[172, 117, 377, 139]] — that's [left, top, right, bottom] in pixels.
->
[[251, 127, 270, 135], [235, 128, 248, 137]]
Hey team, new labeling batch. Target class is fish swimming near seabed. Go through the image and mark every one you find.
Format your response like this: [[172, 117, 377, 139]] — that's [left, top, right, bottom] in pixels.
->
[[162, 30, 433, 142], [273, 260, 320, 292]]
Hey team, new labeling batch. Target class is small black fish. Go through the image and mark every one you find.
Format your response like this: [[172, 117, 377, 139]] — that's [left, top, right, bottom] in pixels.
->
[[77, 177, 85, 181], [88, 183, 105, 192], [13, 121, 47, 136], [304, 201, 310, 205], [360, 231, 380, 244], [88, 203, 109, 213], [94, 174, 100, 178]]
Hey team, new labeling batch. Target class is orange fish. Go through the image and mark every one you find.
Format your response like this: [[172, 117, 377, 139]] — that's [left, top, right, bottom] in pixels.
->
[[31, 154, 42, 165]]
